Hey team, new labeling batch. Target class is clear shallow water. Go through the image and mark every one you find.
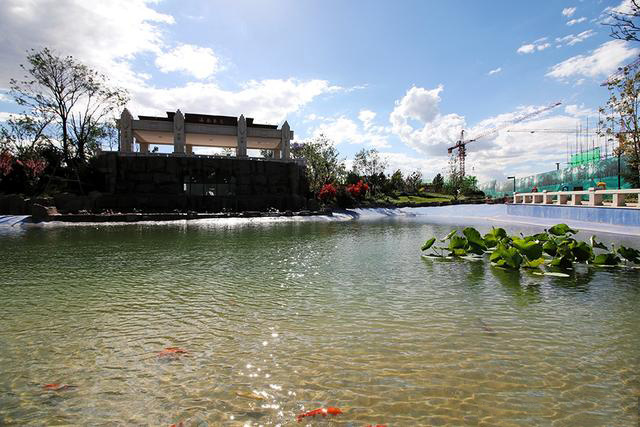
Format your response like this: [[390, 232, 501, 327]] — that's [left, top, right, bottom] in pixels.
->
[[1, 214, 639, 426]]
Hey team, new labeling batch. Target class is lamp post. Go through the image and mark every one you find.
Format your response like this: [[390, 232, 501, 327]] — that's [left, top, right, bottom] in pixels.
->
[[507, 176, 516, 195]]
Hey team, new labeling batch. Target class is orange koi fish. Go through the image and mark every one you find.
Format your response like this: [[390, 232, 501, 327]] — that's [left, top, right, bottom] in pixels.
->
[[42, 383, 76, 391], [158, 347, 189, 357], [296, 407, 343, 422], [169, 423, 183, 427]]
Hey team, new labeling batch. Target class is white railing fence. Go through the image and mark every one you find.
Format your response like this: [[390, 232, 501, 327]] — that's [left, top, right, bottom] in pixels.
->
[[512, 188, 640, 208]]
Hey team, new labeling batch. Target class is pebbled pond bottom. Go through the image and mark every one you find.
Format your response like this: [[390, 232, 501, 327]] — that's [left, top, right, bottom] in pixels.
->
[[0, 218, 639, 426]]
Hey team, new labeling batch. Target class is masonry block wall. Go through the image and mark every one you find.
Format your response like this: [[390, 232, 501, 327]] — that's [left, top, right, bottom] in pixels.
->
[[93, 153, 309, 212]]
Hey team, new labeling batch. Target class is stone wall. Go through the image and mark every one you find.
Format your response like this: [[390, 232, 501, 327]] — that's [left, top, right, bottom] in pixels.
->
[[91, 153, 309, 212], [0, 153, 310, 215]]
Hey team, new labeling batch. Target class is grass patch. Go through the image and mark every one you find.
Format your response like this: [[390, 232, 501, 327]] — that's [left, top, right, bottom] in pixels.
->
[[372, 193, 454, 205]]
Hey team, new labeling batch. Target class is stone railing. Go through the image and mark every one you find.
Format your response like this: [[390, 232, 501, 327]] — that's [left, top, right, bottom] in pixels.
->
[[104, 151, 301, 163], [513, 188, 640, 208]]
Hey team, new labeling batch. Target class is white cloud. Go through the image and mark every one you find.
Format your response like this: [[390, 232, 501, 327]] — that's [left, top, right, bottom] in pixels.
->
[[517, 44, 536, 54], [547, 40, 640, 80], [380, 152, 441, 177], [358, 109, 376, 129], [467, 114, 597, 182], [600, 0, 635, 24], [155, 44, 220, 79], [0, 112, 14, 122], [517, 38, 551, 54], [131, 79, 339, 124], [488, 67, 502, 75], [388, 84, 582, 181], [564, 104, 597, 117], [555, 30, 596, 46], [0, 0, 340, 125], [390, 85, 444, 127], [0, 0, 174, 88], [567, 17, 587, 26], [562, 7, 577, 17], [308, 114, 390, 148], [390, 85, 466, 155]]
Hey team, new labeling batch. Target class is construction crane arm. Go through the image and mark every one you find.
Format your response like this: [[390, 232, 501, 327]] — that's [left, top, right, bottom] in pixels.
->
[[447, 101, 562, 151], [446, 101, 562, 178], [507, 129, 597, 135], [601, 56, 640, 86]]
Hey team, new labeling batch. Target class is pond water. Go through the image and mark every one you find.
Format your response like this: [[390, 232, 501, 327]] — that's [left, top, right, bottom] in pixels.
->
[[1, 211, 639, 426]]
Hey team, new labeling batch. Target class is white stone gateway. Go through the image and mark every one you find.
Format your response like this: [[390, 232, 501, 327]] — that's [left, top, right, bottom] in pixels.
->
[[118, 109, 293, 160]]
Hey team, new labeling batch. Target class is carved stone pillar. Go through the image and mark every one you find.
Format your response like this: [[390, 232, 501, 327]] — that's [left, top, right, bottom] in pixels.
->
[[173, 110, 185, 154], [237, 115, 248, 157], [119, 108, 133, 153], [281, 121, 291, 160]]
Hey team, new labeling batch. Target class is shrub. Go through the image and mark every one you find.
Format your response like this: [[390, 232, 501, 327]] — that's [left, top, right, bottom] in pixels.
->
[[317, 183, 337, 202], [346, 180, 369, 199]]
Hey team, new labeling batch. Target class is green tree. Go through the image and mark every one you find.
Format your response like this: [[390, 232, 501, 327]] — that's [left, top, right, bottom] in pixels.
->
[[599, 66, 640, 186], [352, 148, 388, 177], [390, 169, 404, 192], [431, 173, 444, 192], [460, 175, 479, 195], [259, 149, 274, 159], [404, 170, 423, 194], [0, 114, 52, 157], [291, 134, 346, 193], [9, 48, 128, 162]]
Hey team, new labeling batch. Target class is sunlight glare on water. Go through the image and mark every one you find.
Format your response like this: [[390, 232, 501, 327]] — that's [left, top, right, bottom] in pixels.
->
[[0, 216, 639, 426]]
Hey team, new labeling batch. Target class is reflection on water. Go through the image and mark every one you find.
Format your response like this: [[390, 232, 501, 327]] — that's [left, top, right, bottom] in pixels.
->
[[0, 218, 639, 426]]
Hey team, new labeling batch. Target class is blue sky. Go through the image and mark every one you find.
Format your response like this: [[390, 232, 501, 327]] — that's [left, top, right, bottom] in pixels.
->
[[0, 0, 637, 183]]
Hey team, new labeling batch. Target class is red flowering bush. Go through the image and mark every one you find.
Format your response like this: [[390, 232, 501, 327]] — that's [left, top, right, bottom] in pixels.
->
[[0, 151, 13, 176], [17, 157, 47, 180], [346, 180, 369, 199], [318, 183, 337, 201]]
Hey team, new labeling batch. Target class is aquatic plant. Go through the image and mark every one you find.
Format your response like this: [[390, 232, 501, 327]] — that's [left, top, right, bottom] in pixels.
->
[[421, 224, 640, 270]]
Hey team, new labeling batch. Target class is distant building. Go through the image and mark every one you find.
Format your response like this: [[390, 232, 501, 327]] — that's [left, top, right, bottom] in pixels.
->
[[91, 109, 308, 212], [118, 109, 293, 159]]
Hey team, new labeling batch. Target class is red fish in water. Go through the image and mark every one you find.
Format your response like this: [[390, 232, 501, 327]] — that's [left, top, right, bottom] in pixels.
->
[[158, 347, 188, 358], [42, 383, 75, 391], [169, 423, 183, 427], [296, 407, 342, 422]]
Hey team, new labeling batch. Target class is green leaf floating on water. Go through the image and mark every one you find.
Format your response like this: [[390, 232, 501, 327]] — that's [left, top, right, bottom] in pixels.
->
[[523, 257, 546, 268], [593, 253, 620, 266], [570, 241, 593, 262], [548, 224, 577, 236], [512, 238, 543, 260], [490, 243, 522, 269], [543, 240, 557, 256], [532, 232, 550, 242], [463, 227, 486, 250], [419, 223, 638, 277], [617, 245, 640, 263], [449, 235, 467, 250], [590, 235, 609, 251], [440, 229, 457, 242], [550, 255, 573, 269], [421, 237, 436, 251]]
